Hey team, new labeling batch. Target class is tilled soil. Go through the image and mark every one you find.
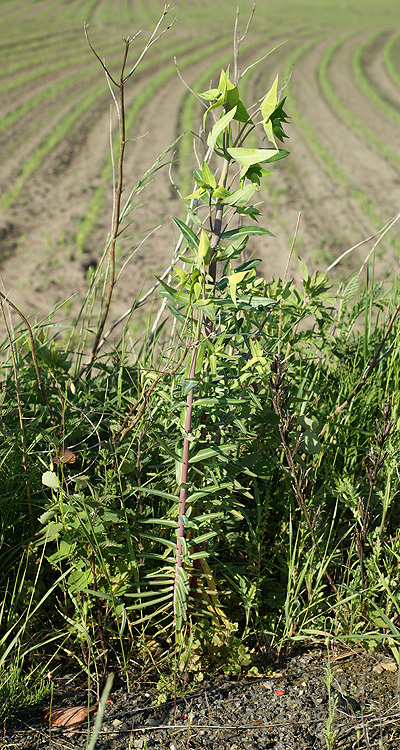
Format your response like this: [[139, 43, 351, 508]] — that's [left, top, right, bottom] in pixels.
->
[[2, 2, 400, 345], [3, 649, 400, 750]]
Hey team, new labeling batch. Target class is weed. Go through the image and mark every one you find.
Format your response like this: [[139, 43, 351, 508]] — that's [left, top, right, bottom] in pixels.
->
[[1, 2, 400, 731], [324, 644, 339, 750]]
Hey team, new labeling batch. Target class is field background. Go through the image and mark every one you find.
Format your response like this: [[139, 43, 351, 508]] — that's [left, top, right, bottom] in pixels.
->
[[1, 0, 400, 334]]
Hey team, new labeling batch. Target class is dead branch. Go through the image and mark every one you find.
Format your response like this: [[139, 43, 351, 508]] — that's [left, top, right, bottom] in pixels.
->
[[83, 6, 173, 374]]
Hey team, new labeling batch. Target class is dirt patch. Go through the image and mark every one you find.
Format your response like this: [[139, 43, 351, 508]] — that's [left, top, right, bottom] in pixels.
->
[[251, 29, 400, 287], [2, 648, 400, 749]]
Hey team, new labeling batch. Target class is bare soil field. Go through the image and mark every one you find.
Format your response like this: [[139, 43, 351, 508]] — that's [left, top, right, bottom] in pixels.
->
[[1, 0, 400, 347], [3, 649, 400, 750]]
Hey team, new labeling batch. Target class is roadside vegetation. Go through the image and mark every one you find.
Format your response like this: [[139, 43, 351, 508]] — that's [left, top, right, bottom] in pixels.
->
[[1, 0, 400, 738]]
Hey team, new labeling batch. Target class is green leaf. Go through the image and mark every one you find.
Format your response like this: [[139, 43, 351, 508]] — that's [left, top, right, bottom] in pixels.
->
[[212, 186, 231, 201], [190, 531, 218, 545], [201, 160, 216, 188], [172, 217, 199, 251], [298, 257, 309, 283], [174, 567, 189, 630], [235, 205, 263, 219], [173, 266, 190, 289], [222, 184, 258, 207], [184, 186, 206, 200], [225, 81, 252, 124], [139, 519, 178, 527], [264, 149, 290, 163], [190, 550, 212, 560], [196, 229, 211, 264], [342, 274, 360, 304], [193, 300, 217, 320], [261, 74, 279, 145], [182, 378, 198, 395], [235, 258, 263, 273], [139, 533, 177, 549], [42, 471, 59, 489], [155, 275, 189, 304], [244, 163, 272, 185], [227, 146, 278, 167], [302, 431, 322, 455], [217, 235, 249, 261], [132, 487, 179, 501], [154, 275, 180, 298], [207, 106, 237, 149], [270, 97, 290, 142], [188, 447, 219, 462], [221, 225, 274, 239], [198, 87, 220, 101], [208, 294, 274, 310], [126, 593, 172, 610], [229, 270, 249, 306], [298, 415, 318, 432], [218, 67, 230, 97], [39, 508, 56, 525], [41, 520, 63, 541]]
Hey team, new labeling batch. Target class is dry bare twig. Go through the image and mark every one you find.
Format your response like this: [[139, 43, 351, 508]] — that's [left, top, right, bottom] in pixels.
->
[[83, 5, 174, 374]]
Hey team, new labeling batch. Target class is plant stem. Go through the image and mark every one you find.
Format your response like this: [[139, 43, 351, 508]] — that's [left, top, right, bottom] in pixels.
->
[[85, 42, 129, 374], [174, 315, 203, 612]]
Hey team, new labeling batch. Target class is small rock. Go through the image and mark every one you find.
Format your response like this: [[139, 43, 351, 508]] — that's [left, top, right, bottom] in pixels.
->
[[112, 718, 123, 728], [146, 717, 159, 726], [372, 665, 383, 675], [381, 661, 397, 673], [133, 737, 149, 749]]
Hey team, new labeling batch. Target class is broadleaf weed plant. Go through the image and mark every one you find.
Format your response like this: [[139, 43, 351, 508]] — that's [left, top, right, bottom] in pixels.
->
[[1, 4, 400, 721]]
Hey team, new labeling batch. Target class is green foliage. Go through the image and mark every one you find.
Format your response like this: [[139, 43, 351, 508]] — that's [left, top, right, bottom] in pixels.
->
[[0, 661, 50, 724]]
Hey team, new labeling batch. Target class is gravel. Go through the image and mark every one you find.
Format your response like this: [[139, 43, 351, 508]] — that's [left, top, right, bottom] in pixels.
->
[[2, 648, 400, 750]]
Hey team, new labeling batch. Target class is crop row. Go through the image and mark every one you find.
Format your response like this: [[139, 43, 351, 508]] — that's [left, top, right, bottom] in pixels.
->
[[318, 33, 400, 168], [353, 32, 400, 127], [75, 34, 234, 252], [1, 0, 243, 216], [2, 0, 400, 299], [1, 34, 220, 210], [282, 30, 399, 245], [0, 38, 119, 95], [383, 30, 400, 82]]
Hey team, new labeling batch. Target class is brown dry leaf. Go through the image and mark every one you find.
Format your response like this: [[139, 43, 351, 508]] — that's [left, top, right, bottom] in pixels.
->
[[331, 648, 364, 662], [53, 447, 76, 465], [44, 705, 98, 738]]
